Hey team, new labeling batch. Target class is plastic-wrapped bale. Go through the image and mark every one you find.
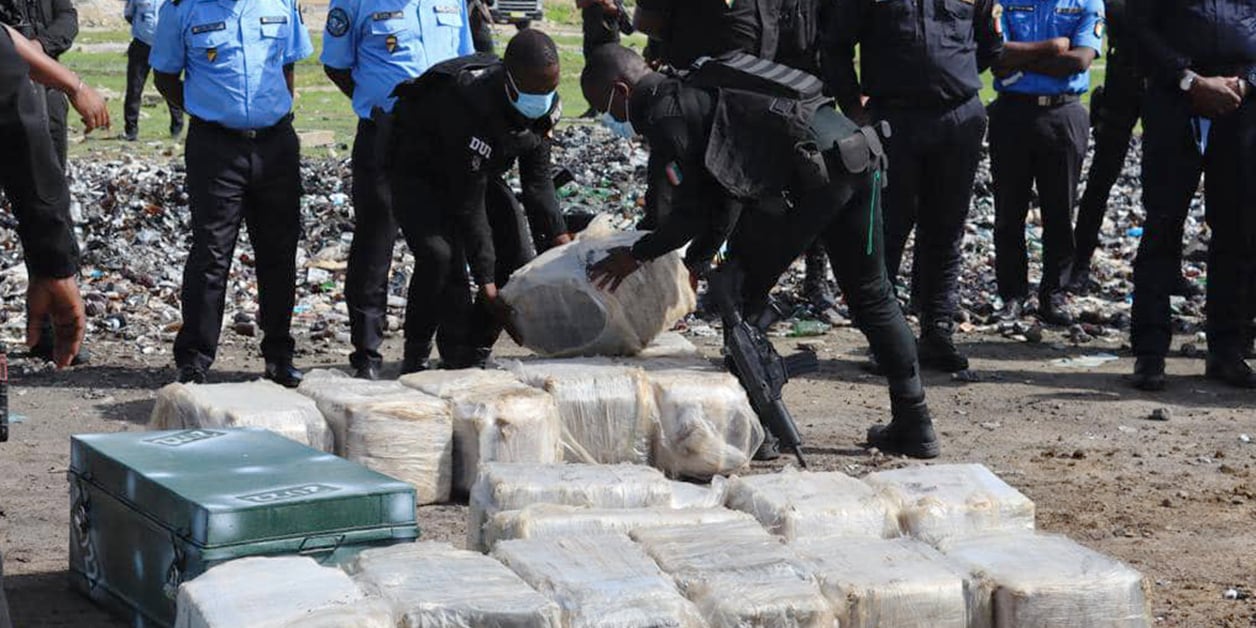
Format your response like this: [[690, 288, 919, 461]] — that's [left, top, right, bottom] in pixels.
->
[[638, 331, 701, 359], [468, 462, 673, 551], [725, 469, 900, 541], [493, 535, 706, 628], [670, 477, 729, 509], [398, 368, 521, 398], [174, 556, 393, 628], [647, 367, 764, 480], [150, 381, 332, 452], [446, 382, 563, 496], [296, 370, 438, 455], [941, 533, 1151, 628], [790, 536, 968, 628], [346, 541, 561, 627], [500, 229, 697, 358], [630, 520, 834, 627], [508, 359, 655, 464], [344, 398, 453, 505], [863, 463, 1035, 545], [483, 503, 755, 548]]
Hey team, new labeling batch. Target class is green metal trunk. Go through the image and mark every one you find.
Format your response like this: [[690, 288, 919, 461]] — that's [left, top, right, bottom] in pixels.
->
[[68, 428, 419, 627]]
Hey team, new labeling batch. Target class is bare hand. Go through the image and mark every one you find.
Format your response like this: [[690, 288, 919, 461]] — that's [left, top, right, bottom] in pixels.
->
[[26, 276, 86, 368], [1050, 37, 1071, 55], [587, 247, 641, 292], [1188, 76, 1243, 118], [481, 283, 523, 344], [552, 232, 574, 247], [70, 82, 110, 132], [1226, 77, 1250, 101]]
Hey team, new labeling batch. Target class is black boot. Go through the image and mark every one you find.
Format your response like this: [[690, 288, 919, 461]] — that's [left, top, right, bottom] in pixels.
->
[[1067, 258, 1092, 295], [803, 247, 837, 313], [1130, 356, 1166, 391], [917, 321, 969, 373], [866, 396, 940, 459], [1205, 355, 1256, 389], [264, 360, 304, 388], [753, 431, 782, 461]]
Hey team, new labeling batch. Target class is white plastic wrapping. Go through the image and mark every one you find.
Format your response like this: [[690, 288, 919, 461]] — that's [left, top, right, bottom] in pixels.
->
[[346, 542, 562, 628], [638, 331, 701, 359], [174, 556, 392, 628], [508, 359, 656, 464], [941, 533, 1151, 628], [483, 503, 755, 548], [399, 368, 521, 398], [863, 463, 1035, 545], [296, 370, 429, 455], [493, 535, 706, 628], [725, 469, 901, 541], [669, 477, 729, 509], [468, 462, 673, 551], [630, 521, 834, 627], [647, 368, 764, 480], [790, 536, 968, 628], [344, 398, 453, 505], [500, 228, 697, 358], [150, 381, 333, 452]]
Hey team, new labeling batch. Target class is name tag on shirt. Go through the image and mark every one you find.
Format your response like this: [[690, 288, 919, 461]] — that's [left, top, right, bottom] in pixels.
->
[[1005, 5, 1034, 11], [260, 15, 289, 24], [434, 4, 460, 12], [1054, 7, 1082, 14], [191, 21, 226, 34], [372, 11, 405, 20]]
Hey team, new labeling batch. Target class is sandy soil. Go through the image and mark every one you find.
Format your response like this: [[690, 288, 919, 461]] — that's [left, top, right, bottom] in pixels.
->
[[1, 327, 1253, 627]]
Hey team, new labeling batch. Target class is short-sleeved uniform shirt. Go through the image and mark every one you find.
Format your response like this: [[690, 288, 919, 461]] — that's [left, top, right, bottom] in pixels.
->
[[320, 0, 473, 119], [150, 0, 314, 129], [126, 0, 166, 45], [995, 0, 1104, 95]]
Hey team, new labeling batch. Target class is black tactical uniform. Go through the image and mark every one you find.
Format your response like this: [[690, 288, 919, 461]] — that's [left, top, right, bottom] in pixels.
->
[[0, 0, 76, 168], [823, 0, 1001, 370], [389, 55, 566, 370], [1129, 0, 1256, 388], [581, 2, 620, 57], [466, 0, 493, 53]]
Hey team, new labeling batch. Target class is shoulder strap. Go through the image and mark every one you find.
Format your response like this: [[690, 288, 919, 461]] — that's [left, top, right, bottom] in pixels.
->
[[392, 52, 499, 101], [686, 52, 824, 101]]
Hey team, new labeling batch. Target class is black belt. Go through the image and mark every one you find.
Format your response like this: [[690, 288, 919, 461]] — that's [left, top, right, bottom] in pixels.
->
[[998, 93, 1081, 107], [190, 113, 293, 139]]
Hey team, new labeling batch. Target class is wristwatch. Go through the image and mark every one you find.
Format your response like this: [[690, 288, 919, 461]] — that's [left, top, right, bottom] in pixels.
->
[[1179, 70, 1199, 92]]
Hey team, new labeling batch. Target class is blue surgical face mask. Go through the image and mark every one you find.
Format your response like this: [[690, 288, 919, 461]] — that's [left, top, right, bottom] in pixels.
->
[[507, 69, 556, 120], [600, 85, 636, 139]]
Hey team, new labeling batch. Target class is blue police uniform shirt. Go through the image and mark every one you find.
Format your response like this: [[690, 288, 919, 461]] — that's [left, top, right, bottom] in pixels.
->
[[995, 0, 1104, 95], [320, 0, 473, 119], [125, 0, 164, 46], [150, 0, 314, 130]]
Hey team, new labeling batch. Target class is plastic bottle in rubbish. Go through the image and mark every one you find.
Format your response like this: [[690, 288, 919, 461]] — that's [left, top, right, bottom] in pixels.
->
[[1127, 227, 1144, 237], [790, 320, 829, 337]]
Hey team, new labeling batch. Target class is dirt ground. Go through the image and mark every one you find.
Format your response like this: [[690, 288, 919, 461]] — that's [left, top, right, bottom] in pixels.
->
[[1, 327, 1253, 627]]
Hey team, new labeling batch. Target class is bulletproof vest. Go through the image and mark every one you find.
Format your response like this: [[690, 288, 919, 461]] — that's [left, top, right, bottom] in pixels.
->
[[391, 52, 500, 102]]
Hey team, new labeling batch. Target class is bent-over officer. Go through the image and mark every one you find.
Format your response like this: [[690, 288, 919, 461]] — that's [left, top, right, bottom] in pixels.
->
[[388, 29, 570, 373], [322, 0, 473, 380], [123, 0, 184, 140], [151, 0, 313, 387], [987, 0, 1102, 325], [583, 45, 940, 459], [822, 0, 1002, 373]]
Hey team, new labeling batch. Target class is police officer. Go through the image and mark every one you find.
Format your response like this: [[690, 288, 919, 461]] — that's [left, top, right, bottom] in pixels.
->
[[2, 23, 108, 368], [1128, 0, 1256, 390], [321, 0, 473, 380], [583, 44, 939, 459], [823, 0, 1001, 372], [151, 0, 313, 386], [577, 0, 621, 56], [0, 0, 76, 169], [123, 0, 184, 141], [987, 0, 1103, 325], [388, 29, 569, 372]]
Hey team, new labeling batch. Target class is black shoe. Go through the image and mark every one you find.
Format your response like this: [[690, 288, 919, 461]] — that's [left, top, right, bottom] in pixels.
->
[[177, 365, 206, 384], [124, 130, 138, 142], [353, 363, 381, 381], [918, 324, 969, 373], [28, 331, 91, 366], [170, 121, 184, 138], [865, 398, 940, 459], [1171, 274, 1203, 298], [264, 361, 304, 388], [1130, 357, 1166, 391], [1038, 293, 1074, 326], [400, 357, 429, 375], [997, 297, 1025, 322], [1067, 262, 1092, 295], [1205, 356, 1256, 389], [753, 432, 781, 461]]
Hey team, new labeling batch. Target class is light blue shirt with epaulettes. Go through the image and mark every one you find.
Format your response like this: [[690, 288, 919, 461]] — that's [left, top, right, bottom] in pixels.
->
[[320, 0, 473, 119], [125, 0, 165, 46], [149, 0, 314, 130], [995, 0, 1105, 95]]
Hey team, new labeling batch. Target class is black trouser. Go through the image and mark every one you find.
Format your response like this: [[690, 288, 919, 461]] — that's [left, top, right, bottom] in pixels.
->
[[347, 118, 399, 369], [44, 85, 68, 170], [174, 118, 301, 371], [468, 0, 493, 53], [124, 39, 184, 136], [394, 175, 534, 366], [0, 551, 11, 628], [581, 4, 619, 56], [1132, 87, 1255, 360], [1075, 51, 1142, 263], [877, 94, 986, 326], [989, 97, 1088, 301]]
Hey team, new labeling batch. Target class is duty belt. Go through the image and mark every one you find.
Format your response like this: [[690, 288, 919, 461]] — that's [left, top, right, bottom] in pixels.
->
[[999, 93, 1081, 107], [190, 113, 294, 139]]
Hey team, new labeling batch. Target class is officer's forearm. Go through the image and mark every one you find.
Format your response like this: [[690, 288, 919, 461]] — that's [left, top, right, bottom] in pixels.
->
[[153, 71, 185, 110], [996, 40, 1064, 72], [284, 63, 295, 98], [1024, 47, 1096, 77], [5, 25, 80, 94], [324, 66, 354, 99]]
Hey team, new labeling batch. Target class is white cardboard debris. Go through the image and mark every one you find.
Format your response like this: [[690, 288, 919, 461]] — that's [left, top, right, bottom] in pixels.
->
[[346, 542, 561, 628], [647, 367, 764, 480], [791, 536, 969, 628], [150, 381, 333, 452], [725, 469, 900, 541], [863, 463, 1035, 545], [296, 369, 428, 455], [941, 533, 1151, 628], [174, 556, 392, 628], [344, 398, 453, 505], [483, 504, 754, 548], [493, 535, 705, 628]]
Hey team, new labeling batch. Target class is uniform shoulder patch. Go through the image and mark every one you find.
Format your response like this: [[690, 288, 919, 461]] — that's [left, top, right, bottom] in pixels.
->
[[1094, 17, 1105, 37], [326, 7, 350, 36]]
